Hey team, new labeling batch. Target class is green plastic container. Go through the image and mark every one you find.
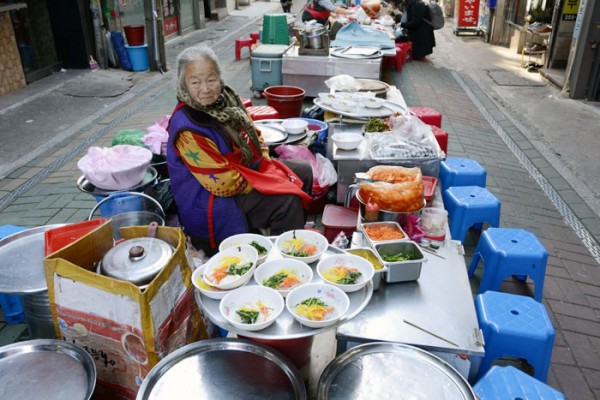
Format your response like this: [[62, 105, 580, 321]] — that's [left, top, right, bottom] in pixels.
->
[[262, 14, 290, 45]]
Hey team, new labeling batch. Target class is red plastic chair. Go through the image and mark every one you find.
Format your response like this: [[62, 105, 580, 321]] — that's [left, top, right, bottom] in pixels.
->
[[235, 37, 253, 61], [396, 41, 413, 62], [250, 32, 261, 45], [246, 105, 279, 121], [409, 106, 442, 128], [240, 97, 253, 108]]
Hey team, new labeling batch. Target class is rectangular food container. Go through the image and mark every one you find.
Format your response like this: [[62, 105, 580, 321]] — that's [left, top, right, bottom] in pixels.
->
[[345, 247, 388, 290], [360, 221, 408, 248], [374, 241, 425, 283]]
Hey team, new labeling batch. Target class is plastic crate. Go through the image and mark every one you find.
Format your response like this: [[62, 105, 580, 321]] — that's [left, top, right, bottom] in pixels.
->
[[321, 204, 359, 243], [261, 14, 290, 45], [0, 294, 25, 324]]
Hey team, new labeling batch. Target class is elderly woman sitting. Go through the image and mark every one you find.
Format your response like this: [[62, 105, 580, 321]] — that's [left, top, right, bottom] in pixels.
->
[[167, 45, 313, 254]]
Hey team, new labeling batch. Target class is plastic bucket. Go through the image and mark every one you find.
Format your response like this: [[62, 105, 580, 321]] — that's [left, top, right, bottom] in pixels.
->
[[125, 44, 149, 71], [263, 86, 305, 119], [124, 24, 145, 46], [22, 291, 55, 339]]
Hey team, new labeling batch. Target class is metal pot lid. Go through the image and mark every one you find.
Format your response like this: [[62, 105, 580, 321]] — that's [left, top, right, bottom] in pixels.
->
[[0, 339, 96, 400], [0, 224, 64, 294], [317, 342, 476, 400], [101, 237, 173, 285], [137, 338, 306, 400]]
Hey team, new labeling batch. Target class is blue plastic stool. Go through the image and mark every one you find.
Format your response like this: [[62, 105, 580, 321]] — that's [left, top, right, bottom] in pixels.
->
[[475, 291, 555, 383], [0, 225, 27, 324], [443, 186, 501, 243], [440, 157, 487, 192], [474, 366, 565, 399], [468, 228, 548, 301]]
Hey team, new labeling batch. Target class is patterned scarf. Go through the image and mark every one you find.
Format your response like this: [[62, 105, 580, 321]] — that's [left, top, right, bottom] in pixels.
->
[[176, 84, 262, 166]]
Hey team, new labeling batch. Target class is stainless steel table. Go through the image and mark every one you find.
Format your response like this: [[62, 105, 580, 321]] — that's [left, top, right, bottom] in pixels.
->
[[282, 46, 383, 97], [336, 233, 485, 382]]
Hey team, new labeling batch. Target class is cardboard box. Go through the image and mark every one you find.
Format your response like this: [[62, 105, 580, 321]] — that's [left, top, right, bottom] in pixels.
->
[[44, 222, 210, 400]]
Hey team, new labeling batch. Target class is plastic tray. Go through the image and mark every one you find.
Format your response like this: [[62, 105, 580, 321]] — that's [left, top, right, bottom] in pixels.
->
[[423, 176, 438, 206], [44, 219, 107, 256]]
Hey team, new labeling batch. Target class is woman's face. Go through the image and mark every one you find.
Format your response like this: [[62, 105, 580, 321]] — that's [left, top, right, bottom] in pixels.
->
[[184, 59, 222, 105]]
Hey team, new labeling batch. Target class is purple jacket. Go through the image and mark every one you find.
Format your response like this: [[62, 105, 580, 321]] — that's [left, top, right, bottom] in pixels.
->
[[167, 105, 247, 245]]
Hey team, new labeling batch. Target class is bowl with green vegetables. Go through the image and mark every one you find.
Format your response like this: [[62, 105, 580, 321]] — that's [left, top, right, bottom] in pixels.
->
[[316, 254, 374, 293], [254, 258, 313, 298], [219, 233, 273, 265], [219, 285, 284, 332]]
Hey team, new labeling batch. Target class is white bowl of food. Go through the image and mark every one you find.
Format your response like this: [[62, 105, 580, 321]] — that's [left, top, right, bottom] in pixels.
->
[[202, 244, 258, 290], [192, 264, 241, 300], [334, 92, 354, 101], [219, 286, 284, 331], [352, 91, 376, 100], [316, 254, 375, 293], [286, 283, 350, 328], [219, 233, 273, 265], [331, 99, 357, 112], [282, 118, 309, 134], [331, 132, 363, 150], [362, 97, 385, 109], [275, 229, 329, 264], [254, 259, 314, 297], [318, 92, 337, 105]]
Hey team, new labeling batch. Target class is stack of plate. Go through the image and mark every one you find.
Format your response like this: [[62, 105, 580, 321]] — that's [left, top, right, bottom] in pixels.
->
[[255, 119, 308, 146]]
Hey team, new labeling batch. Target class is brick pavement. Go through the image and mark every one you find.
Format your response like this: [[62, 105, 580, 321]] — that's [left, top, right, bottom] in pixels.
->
[[1, 3, 600, 399]]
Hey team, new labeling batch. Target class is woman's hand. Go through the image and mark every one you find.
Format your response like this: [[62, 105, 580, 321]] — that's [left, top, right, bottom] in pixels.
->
[[334, 6, 350, 14]]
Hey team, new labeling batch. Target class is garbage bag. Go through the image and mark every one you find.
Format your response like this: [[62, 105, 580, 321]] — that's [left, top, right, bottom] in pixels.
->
[[111, 31, 132, 71], [145, 180, 178, 215]]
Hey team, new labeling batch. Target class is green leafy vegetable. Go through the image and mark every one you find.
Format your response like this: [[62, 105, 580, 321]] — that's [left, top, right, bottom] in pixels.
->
[[299, 297, 326, 307], [381, 252, 420, 262], [337, 271, 362, 284], [249, 241, 268, 255], [236, 309, 259, 324], [364, 118, 387, 133], [263, 272, 288, 289], [227, 262, 253, 276]]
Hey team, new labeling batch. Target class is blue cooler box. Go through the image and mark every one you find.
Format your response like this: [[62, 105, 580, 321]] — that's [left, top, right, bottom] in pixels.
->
[[251, 44, 289, 92]]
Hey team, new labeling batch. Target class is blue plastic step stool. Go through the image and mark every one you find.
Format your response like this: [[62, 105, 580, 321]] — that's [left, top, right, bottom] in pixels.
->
[[474, 366, 565, 399], [475, 291, 555, 383], [443, 186, 501, 243], [468, 228, 548, 301], [440, 157, 487, 192], [0, 225, 27, 324]]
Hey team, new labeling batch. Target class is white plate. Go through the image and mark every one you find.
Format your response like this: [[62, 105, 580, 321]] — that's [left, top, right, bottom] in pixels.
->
[[314, 98, 407, 119]]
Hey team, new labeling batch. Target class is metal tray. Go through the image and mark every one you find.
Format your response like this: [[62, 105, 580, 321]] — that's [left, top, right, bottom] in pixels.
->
[[0, 339, 96, 400], [76, 166, 158, 196], [317, 342, 476, 399], [313, 98, 407, 119], [0, 224, 64, 294], [330, 46, 383, 59], [255, 119, 308, 145], [137, 338, 306, 400], [195, 240, 373, 339]]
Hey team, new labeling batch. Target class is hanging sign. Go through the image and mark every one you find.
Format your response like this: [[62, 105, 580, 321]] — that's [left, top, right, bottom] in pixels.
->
[[562, 0, 580, 21], [455, 0, 481, 28]]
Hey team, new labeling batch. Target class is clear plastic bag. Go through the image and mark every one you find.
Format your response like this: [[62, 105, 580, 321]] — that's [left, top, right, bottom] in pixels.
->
[[324, 75, 362, 93], [274, 145, 337, 187]]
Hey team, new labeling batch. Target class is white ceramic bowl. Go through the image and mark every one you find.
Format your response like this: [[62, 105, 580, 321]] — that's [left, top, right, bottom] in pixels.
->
[[318, 92, 337, 105], [254, 259, 314, 297], [275, 229, 329, 264], [202, 244, 258, 290], [351, 91, 376, 100], [219, 286, 284, 332], [331, 132, 363, 150], [219, 233, 273, 266], [192, 264, 242, 300], [316, 254, 375, 293], [362, 97, 385, 109], [331, 99, 357, 112], [282, 119, 309, 134], [334, 92, 354, 101], [285, 283, 350, 328]]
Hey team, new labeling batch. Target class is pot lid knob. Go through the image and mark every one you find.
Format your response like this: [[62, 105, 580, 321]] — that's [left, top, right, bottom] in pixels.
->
[[129, 245, 146, 260]]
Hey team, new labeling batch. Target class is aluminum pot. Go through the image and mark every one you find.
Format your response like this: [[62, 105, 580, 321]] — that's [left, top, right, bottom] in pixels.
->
[[99, 237, 173, 287], [305, 27, 326, 49]]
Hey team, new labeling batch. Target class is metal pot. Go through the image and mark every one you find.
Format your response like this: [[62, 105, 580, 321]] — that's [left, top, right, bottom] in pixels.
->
[[305, 27, 326, 49], [99, 237, 173, 286]]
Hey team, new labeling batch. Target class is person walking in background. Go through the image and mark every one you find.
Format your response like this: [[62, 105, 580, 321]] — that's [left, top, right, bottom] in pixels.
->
[[399, 0, 435, 60], [281, 0, 292, 13], [302, 0, 350, 25]]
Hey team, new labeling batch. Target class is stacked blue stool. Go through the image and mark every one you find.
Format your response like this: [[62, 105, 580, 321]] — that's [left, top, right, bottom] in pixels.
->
[[443, 186, 501, 243], [440, 157, 487, 192], [0, 225, 27, 324], [474, 366, 565, 399], [468, 228, 548, 301], [475, 291, 555, 382]]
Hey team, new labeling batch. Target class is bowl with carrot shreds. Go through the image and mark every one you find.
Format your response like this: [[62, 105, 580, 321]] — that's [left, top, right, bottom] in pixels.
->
[[254, 259, 313, 298], [275, 229, 328, 264], [316, 254, 375, 293], [203, 245, 258, 290], [219, 233, 273, 266], [285, 283, 350, 329], [219, 286, 284, 332]]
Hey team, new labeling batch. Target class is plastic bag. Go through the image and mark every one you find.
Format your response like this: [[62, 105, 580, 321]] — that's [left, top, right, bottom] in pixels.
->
[[142, 115, 170, 155], [77, 145, 152, 190], [324, 75, 362, 93], [315, 153, 337, 186], [367, 115, 442, 159]]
